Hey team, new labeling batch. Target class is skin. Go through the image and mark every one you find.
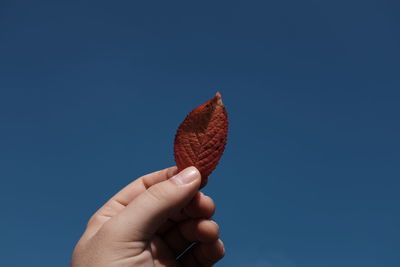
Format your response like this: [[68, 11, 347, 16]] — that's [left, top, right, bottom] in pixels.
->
[[71, 166, 225, 267]]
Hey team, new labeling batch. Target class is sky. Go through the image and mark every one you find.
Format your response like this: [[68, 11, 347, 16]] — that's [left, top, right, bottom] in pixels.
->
[[0, 0, 399, 266]]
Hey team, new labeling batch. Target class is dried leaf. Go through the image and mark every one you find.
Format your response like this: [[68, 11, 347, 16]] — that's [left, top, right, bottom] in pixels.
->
[[174, 92, 228, 188]]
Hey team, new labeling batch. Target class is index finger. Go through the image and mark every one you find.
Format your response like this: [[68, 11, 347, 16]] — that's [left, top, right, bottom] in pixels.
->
[[115, 166, 178, 206]]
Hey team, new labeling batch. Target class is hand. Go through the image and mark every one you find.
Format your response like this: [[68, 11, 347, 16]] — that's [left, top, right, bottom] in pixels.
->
[[71, 166, 225, 267]]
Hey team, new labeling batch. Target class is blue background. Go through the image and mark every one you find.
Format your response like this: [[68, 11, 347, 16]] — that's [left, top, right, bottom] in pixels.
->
[[1, 1, 399, 266]]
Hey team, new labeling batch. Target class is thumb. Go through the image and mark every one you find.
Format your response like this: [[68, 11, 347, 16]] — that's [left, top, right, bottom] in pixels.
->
[[106, 166, 201, 241]]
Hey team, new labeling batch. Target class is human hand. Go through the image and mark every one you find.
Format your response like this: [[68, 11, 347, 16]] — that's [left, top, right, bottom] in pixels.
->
[[71, 166, 225, 267]]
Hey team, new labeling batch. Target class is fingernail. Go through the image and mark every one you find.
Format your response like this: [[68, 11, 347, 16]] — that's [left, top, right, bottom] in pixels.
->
[[171, 166, 199, 185], [218, 239, 225, 255]]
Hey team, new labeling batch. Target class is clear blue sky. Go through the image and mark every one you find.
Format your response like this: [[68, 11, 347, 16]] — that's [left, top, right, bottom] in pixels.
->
[[1, 1, 399, 266]]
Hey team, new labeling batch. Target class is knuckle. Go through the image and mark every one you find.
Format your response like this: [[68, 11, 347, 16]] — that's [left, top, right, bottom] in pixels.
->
[[86, 214, 100, 229], [146, 183, 171, 203], [98, 218, 116, 237]]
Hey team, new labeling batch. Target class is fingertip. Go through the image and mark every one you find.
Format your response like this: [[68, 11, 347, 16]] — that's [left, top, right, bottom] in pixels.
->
[[202, 239, 225, 260], [141, 166, 179, 189], [203, 194, 216, 217], [184, 192, 215, 219], [218, 239, 226, 258], [200, 220, 220, 242], [179, 219, 220, 243], [177, 237, 225, 266], [193, 239, 225, 265], [170, 166, 201, 186], [167, 166, 179, 177]]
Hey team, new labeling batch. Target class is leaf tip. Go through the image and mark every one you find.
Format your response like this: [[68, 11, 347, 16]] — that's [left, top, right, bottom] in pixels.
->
[[215, 91, 224, 106]]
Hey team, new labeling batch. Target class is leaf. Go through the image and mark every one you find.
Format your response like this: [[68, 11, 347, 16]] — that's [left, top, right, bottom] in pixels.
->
[[174, 92, 228, 188]]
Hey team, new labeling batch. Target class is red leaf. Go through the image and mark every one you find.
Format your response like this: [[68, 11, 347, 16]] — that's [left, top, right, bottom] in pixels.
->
[[174, 92, 228, 188]]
